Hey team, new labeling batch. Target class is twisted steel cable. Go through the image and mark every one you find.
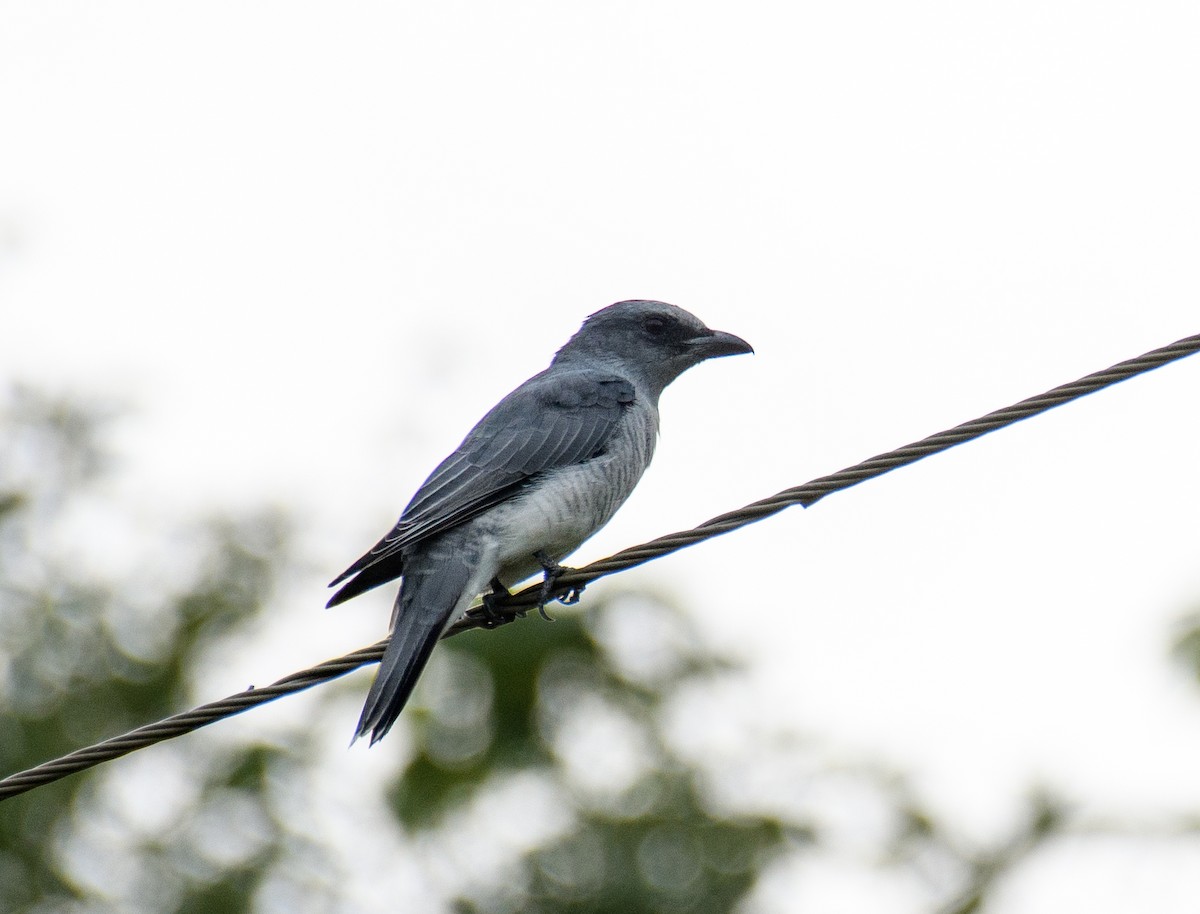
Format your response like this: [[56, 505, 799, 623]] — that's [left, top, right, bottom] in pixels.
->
[[3, 331, 1198, 800]]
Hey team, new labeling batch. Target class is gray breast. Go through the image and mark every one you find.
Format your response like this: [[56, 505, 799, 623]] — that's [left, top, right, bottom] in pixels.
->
[[490, 396, 659, 585]]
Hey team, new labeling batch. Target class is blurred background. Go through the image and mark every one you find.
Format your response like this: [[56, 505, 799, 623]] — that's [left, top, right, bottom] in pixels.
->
[[2, 2, 1200, 912]]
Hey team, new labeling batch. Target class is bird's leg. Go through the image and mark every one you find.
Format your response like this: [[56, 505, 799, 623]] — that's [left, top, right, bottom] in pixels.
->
[[478, 577, 522, 629], [533, 550, 586, 620]]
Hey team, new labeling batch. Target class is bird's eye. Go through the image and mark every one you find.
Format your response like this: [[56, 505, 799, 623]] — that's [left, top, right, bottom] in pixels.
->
[[643, 316, 667, 335]]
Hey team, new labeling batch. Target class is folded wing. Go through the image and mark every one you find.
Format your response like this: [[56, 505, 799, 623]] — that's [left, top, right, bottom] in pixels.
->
[[326, 368, 635, 607]]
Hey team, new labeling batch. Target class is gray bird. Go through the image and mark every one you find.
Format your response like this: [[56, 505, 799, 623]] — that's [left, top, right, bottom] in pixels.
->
[[328, 300, 752, 745]]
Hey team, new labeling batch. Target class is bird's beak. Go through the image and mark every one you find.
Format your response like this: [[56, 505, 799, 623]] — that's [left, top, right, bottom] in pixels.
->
[[689, 328, 755, 359]]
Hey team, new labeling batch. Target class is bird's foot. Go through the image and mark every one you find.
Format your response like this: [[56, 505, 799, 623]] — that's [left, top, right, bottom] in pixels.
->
[[477, 577, 521, 629], [533, 551, 586, 620]]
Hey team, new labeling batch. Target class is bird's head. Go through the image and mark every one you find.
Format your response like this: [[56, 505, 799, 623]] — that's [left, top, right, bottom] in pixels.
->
[[553, 300, 753, 397]]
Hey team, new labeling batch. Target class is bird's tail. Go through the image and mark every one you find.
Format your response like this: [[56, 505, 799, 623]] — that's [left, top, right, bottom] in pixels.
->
[[353, 558, 472, 746]]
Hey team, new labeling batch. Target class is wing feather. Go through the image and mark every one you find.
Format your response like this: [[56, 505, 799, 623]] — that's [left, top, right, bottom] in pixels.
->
[[326, 368, 635, 606]]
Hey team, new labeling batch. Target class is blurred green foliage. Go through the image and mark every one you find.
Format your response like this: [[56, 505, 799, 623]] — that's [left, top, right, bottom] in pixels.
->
[[414, 609, 787, 914], [0, 388, 788, 913], [0, 388, 295, 914], [3, 385, 1199, 914], [1172, 611, 1200, 686]]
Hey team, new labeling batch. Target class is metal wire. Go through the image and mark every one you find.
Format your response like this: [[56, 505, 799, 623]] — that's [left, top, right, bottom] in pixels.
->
[[3, 332, 1198, 800]]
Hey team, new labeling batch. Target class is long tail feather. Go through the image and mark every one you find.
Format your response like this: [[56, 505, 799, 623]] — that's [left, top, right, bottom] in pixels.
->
[[353, 558, 472, 745]]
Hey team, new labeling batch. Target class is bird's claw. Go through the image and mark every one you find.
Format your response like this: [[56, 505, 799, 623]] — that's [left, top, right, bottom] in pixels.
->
[[477, 578, 521, 629], [534, 550, 585, 620], [559, 585, 585, 606]]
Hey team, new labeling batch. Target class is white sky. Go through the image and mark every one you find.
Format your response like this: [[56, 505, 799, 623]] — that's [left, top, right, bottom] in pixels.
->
[[3, 1, 1200, 911]]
